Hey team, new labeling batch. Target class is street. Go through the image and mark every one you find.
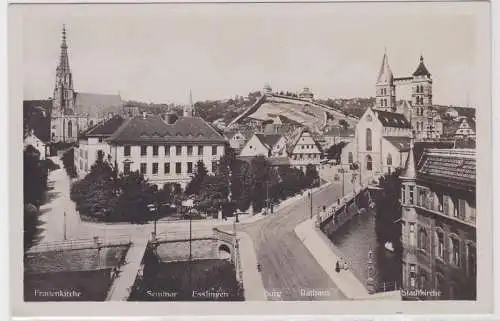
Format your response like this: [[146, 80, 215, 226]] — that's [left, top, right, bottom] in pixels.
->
[[239, 179, 353, 301]]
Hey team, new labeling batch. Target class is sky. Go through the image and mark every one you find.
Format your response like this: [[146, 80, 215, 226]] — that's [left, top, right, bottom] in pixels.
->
[[16, 2, 487, 107]]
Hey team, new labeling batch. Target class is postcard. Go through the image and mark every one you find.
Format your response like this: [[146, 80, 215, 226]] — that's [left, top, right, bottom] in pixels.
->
[[10, 0, 493, 316]]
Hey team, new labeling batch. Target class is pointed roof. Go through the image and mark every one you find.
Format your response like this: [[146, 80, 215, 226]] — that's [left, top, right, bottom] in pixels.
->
[[57, 24, 70, 74], [376, 51, 394, 84], [400, 136, 416, 180], [413, 55, 431, 77], [254, 133, 284, 149]]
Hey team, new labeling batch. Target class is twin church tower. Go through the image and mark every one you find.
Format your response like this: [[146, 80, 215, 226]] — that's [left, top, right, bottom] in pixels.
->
[[375, 51, 441, 139]]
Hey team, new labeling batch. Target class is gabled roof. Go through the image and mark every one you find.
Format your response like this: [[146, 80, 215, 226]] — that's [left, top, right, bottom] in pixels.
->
[[107, 115, 226, 144], [383, 136, 411, 151], [412, 55, 431, 77], [74, 92, 123, 118], [417, 149, 475, 191], [400, 138, 416, 179], [81, 115, 125, 138], [254, 133, 284, 149], [375, 110, 411, 128], [285, 127, 321, 154]]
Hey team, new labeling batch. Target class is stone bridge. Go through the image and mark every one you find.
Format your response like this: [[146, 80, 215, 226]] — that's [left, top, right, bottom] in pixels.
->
[[150, 227, 242, 282]]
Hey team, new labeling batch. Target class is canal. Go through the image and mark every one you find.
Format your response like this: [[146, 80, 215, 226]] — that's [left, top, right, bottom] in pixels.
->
[[326, 208, 401, 292]]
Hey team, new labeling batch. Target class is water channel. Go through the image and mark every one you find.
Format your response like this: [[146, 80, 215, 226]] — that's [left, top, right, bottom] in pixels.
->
[[326, 208, 401, 292]]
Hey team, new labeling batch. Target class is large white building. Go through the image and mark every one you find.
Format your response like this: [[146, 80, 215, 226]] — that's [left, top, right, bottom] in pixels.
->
[[105, 113, 226, 189]]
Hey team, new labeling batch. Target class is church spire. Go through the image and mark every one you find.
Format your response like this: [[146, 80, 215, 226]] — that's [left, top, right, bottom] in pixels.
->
[[58, 24, 70, 74], [400, 134, 417, 180], [184, 89, 194, 117], [376, 50, 393, 84]]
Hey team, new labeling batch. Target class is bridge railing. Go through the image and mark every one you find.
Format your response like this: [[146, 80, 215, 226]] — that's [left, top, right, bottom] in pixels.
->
[[27, 235, 132, 253], [376, 281, 400, 293]]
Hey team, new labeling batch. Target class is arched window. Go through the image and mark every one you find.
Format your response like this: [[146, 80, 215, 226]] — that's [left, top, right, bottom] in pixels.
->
[[348, 152, 353, 164], [387, 153, 392, 165], [366, 128, 372, 151], [366, 155, 372, 171], [435, 229, 445, 259], [68, 120, 72, 138], [449, 235, 461, 266]]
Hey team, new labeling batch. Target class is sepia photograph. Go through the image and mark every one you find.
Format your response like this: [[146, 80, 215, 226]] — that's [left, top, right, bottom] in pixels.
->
[[10, 0, 492, 316]]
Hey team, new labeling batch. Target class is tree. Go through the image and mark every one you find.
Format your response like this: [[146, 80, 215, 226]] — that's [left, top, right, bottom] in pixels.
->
[[113, 171, 157, 223], [24, 146, 47, 207], [24, 203, 41, 251], [249, 156, 272, 213], [61, 148, 78, 178], [305, 164, 320, 187], [325, 141, 347, 162], [338, 119, 349, 130], [231, 160, 253, 212], [185, 160, 208, 195]]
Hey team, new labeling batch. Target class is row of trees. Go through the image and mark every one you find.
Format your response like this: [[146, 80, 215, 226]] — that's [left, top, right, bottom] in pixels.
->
[[70, 151, 184, 223], [186, 149, 320, 217], [61, 148, 78, 178], [24, 146, 59, 251]]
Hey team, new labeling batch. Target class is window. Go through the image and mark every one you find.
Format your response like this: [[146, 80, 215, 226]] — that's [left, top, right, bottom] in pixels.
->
[[141, 145, 147, 156], [409, 186, 414, 204], [409, 264, 416, 288], [187, 146, 193, 156], [98, 137, 103, 143], [187, 162, 193, 173], [68, 120, 72, 138], [366, 128, 372, 151], [419, 270, 428, 288], [387, 153, 392, 165], [418, 228, 428, 252], [348, 152, 353, 164], [164, 162, 170, 174], [401, 222, 406, 242], [466, 243, 476, 277], [366, 155, 372, 171], [164, 145, 170, 156], [437, 193, 444, 212], [452, 198, 459, 218], [198, 145, 203, 155], [176, 146, 182, 156], [401, 186, 406, 204], [124, 163, 130, 175], [140, 163, 147, 175], [436, 230, 445, 259], [409, 223, 416, 246], [449, 236, 460, 266], [212, 145, 217, 155], [152, 163, 158, 175], [153, 145, 159, 157], [175, 162, 182, 174], [124, 146, 131, 156]]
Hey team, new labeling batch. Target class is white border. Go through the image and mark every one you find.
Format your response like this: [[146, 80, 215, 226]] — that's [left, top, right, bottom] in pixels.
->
[[5, 0, 497, 318]]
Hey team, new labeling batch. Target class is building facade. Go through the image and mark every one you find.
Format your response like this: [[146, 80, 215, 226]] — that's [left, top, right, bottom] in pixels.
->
[[286, 128, 322, 172], [400, 147, 476, 300], [24, 130, 48, 160], [106, 113, 226, 189], [341, 107, 412, 183], [239, 133, 287, 158]]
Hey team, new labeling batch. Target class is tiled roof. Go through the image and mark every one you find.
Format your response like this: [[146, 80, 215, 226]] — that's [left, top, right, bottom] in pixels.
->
[[82, 115, 125, 138], [74, 92, 123, 118], [375, 110, 411, 128], [255, 134, 283, 149], [413, 56, 431, 77], [417, 149, 475, 191], [383, 136, 411, 151], [107, 115, 226, 144], [323, 126, 355, 137]]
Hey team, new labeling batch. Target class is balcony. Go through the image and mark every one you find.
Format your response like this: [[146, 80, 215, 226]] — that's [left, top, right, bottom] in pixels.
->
[[414, 204, 475, 228]]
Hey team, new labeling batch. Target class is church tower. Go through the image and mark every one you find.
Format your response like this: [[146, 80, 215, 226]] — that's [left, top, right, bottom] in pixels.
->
[[184, 89, 194, 117], [53, 25, 75, 115], [411, 55, 433, 139], [375, 51, 396, 111]]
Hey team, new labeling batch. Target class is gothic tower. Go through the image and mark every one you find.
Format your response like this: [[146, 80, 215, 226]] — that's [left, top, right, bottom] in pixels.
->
[[375, 51, 396, 111], [399, 135, 418, 290], [411, 55, 433, 139], [53, 24, 75, 115]]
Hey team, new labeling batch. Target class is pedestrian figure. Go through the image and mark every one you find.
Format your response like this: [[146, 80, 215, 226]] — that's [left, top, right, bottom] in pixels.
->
[[335, 261, 341, 273]]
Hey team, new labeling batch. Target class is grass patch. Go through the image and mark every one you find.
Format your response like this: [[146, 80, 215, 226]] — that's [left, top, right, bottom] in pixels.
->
[[129, 259, 244, 301]]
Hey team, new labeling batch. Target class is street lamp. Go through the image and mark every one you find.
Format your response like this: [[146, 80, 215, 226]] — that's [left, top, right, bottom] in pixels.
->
[[63, 211, 67, 241], [308, 191, 313, 219], [147, 202, 158, 240]]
